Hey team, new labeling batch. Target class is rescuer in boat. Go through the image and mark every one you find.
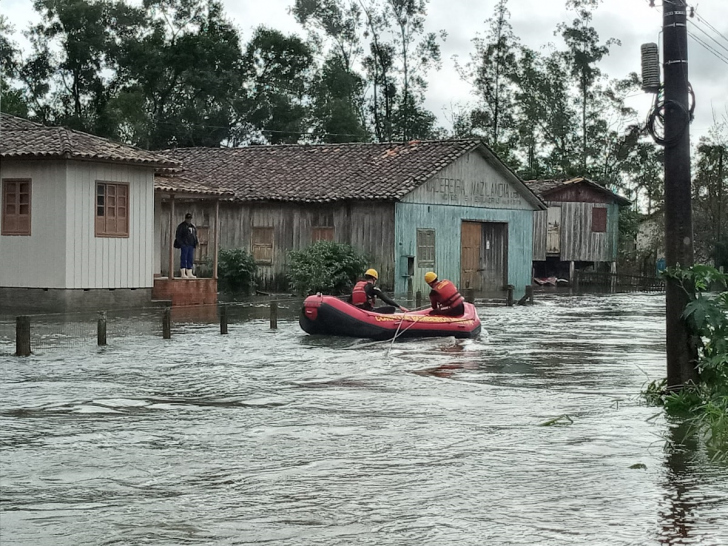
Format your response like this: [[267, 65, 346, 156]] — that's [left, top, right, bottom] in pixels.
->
[[425, 272, 465, 317], [349, 269, 407, 314]]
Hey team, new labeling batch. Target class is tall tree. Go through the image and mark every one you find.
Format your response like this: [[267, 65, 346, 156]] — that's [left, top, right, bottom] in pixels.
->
[[557, 0, 619, 172], [233, 27, 314, 145], [112, 0, 245, 148], [0, 16, 29, 117], [457, 0, 518, 152], [292, 0, 368, 141]]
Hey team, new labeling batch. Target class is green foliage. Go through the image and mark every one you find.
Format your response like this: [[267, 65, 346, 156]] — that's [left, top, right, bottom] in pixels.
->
[[287, 241, 368, 296], [644, 265, 728, 455], [217, 248, 258, 294]]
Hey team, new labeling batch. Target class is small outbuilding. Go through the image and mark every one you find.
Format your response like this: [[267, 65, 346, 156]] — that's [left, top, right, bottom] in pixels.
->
[[159, 139, 546, 299], [0, 113, 177, 311], [526, 177, 631, 281]]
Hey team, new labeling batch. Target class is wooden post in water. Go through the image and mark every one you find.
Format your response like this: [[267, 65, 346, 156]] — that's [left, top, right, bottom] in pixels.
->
[[464, 288, 475, 304], [97, 311, 107, 346], [526, 285, 534, 304], [15, 316, 31, 357], [270, 301, 278, 329], [415, 290, 422, 309], [220, 304, 228, 335], [162, 307, 171, 339]]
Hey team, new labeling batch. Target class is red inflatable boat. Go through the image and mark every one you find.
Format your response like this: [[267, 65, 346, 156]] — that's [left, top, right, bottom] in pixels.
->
[[300, 294, 482, 340]]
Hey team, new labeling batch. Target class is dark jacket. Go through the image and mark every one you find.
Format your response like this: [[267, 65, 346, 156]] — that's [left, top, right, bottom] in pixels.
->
[[175, 221, 198, 248]]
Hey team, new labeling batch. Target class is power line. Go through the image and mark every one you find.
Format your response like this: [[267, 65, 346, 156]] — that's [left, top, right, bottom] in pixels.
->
[[687, 31, 728, 65], [694, 11, 728, 45], [687, 19, 728, 56]]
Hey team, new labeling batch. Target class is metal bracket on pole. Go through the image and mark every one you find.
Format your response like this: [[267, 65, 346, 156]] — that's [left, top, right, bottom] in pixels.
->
[[664, 60, 688, 65]]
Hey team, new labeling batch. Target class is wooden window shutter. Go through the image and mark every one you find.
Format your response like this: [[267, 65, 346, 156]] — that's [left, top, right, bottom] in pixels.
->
[[592, 207, 607, 233], [2, 179, 32, 236], [252, 227, 274, 264]]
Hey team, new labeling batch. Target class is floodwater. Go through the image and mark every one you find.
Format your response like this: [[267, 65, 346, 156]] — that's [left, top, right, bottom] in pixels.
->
[[1, 293, 727, 545]]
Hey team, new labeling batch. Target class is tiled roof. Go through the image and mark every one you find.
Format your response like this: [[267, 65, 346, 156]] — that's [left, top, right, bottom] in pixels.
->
[[160, 139, 520, 203], [0, 113, 178, 167], [155, 174, 234, 197], [525, 177, 631, 205]]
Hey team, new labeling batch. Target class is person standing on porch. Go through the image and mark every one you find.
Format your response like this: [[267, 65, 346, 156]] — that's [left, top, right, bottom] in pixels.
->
[[175, 213, 199, 278]]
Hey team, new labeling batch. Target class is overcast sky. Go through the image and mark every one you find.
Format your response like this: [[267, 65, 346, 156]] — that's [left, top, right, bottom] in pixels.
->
[[2, 0, 727, 141]]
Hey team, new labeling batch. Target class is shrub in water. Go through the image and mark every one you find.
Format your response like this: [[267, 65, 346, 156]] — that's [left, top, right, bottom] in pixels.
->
[[287, 241, 369, 296], [218, 248, 258, 294]]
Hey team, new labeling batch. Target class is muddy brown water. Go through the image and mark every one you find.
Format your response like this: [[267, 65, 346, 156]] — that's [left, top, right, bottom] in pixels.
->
[[1, 293, 727, 545]]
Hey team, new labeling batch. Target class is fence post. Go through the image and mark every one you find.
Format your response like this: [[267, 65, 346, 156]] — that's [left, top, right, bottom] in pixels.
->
[[464, 288, 475, 304], [162, 307, 171, 339], [15, 316, 31, 357], [97, 311, 107, 346], [220, 304, 228, 335], [415, 290, 422, 309], [526, 285, 534, 304], [506, 285, 514, 306], [270, 301, 278, 330]]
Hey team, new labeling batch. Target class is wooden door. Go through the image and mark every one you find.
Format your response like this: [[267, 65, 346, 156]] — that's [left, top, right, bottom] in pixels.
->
[[546, 206, 561, 255], [481, 222, 508, 291], [460, 222, 482, 290]]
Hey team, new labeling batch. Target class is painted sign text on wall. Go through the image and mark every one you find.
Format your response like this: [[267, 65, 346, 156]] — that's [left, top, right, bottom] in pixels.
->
[[426, 177, 524, 207]]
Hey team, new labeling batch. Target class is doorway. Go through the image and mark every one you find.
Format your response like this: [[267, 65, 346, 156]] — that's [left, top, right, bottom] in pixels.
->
[[460, 221, 508, 294]]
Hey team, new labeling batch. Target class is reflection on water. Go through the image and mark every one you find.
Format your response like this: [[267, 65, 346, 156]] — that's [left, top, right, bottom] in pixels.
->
[[1, 293, 727, 545]]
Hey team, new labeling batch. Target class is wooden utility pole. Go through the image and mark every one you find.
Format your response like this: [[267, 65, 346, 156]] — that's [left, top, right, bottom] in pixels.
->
[[663, 0, 698, 388]]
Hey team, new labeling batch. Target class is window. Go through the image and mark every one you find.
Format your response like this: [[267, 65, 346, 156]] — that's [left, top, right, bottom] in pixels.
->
[[95, 182, 129, 237], [311, 212, 334, 241], [417, 229, 436, 267], [312, 227, 334, 241], [2, 179, 32, 236], [592, 207, 607, 233], [252, 227, 274, 264]]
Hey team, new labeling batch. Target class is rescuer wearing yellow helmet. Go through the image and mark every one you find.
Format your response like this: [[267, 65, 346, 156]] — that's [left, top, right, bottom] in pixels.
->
[[425, 272, 465, 316], [349, 268, 407, 313]]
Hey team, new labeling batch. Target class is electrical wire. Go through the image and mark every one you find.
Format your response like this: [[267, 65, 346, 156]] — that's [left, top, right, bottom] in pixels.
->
[[687, 19, 728, 56]]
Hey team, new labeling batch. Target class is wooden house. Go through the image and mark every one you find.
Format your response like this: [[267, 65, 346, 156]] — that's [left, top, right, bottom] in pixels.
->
[[526, 177, 631, 281], [158, 140, 546, 299], [0, 113, 177, 311]]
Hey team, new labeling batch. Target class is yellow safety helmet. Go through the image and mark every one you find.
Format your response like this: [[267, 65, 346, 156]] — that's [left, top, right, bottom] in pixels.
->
[[424, 272, 438, 284], [365, 268, 379, 280]]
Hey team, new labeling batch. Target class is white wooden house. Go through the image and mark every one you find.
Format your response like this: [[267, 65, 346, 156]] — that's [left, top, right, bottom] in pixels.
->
[[0, 113, 177, 312]]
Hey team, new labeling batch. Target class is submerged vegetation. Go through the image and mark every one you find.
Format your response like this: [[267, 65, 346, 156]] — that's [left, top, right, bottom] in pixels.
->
[[644, 265, 728, 457], [217, 248, 258, 295]]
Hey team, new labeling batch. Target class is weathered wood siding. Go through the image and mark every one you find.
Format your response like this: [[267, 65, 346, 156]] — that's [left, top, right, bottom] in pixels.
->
[[0, 160, 68, 288], [65, 162, 155, 288], [394, 203, 533, 298], [558, 202, 619, 262], [158, 200, 397, 290], [532, 210, 548, 261], [396, 150, 538, 298]]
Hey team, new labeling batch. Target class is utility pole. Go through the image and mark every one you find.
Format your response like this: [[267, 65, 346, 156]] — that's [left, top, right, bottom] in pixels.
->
[[663, 0, 699, 388]]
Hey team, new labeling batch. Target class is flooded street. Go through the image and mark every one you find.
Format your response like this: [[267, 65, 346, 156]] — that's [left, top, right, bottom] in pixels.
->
[[1, 293, 727, 545]]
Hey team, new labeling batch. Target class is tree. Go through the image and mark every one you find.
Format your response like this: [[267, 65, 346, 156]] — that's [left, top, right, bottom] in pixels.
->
[[693, 120, 728, 265], [557, 0, 619, 173], [233, 27, 314, 145], [292, 0, 369, 141], [457, 0, 519, 153], [0, 16, 30, 117], [112, 0, 245, 148]]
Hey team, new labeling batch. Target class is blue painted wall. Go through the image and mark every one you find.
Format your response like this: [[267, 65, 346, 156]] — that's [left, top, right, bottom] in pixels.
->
[[394, 202, 535, 298]]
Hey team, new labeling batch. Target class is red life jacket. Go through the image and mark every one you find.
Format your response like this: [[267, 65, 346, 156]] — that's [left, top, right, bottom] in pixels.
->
[[431, 279, 464, 308], [351, 280, 375, 307]]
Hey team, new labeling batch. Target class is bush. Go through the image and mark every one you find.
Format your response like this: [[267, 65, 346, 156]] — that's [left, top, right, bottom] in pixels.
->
[[287, 241, 369, 296], [217, 248, 258, 294]]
